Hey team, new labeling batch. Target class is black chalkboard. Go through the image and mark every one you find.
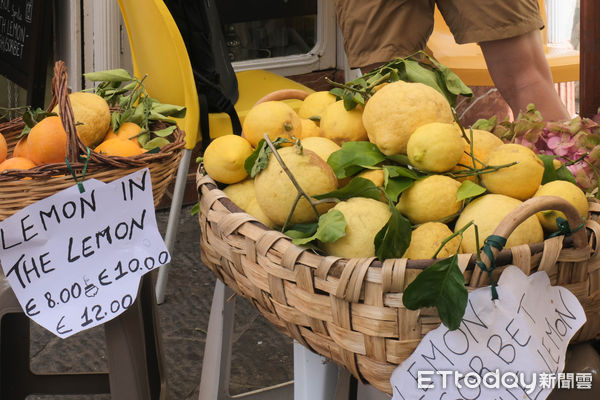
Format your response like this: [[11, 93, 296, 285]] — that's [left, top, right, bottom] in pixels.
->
[[0, 0, 52, 108]]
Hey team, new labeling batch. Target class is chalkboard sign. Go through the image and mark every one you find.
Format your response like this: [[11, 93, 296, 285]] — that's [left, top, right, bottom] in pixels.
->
[[0, 0, 52, 108]]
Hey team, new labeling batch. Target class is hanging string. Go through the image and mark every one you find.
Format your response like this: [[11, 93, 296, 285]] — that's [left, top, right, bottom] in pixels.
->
[[65, 147, 91, 193], [475, 235, 507, 301]]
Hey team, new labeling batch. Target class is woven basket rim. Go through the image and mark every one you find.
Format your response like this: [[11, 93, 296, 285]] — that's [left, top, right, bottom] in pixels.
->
[[197, 168, 593, 272], [0, 61, 186, 181]]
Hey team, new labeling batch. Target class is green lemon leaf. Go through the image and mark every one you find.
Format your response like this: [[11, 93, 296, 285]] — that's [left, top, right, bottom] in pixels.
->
[[456, 180, 486, 202], [538, 154, 577, 185], [423, 53, 473, 98], [289, 209, 347, 246], [472, 116, 498, 132], [143, 137, 170, 150], [327, 141, 387, 179], [402, 254, 468, 330], [152, 125, 177, 137], [190, 202, 200, 216], [84, 68, 132, 82], [244, 137, 291, 178], [343, 92, 358, 111], [384, 165, 421, 180], [402, 59, 447, 99], [385, 153, 411, 165], [284, 222, 318, 240], [384, 177, 414, 203], [151, 103, 187, 118], [374, 206, 411, 260], [329, 88, 345, 100], [314, 177, 381, 201]]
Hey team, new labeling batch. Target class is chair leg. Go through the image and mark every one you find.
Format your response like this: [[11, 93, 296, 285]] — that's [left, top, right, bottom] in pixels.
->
[[198, 279, 236, 400], [156, 148, 193, 304], [105, 274, 165, 400], [294, 341, 338, 400]]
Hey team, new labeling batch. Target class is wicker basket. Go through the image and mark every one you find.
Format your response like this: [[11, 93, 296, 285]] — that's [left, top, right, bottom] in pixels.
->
[[197, 167, 600, 394], [0, 61, 185, 221]]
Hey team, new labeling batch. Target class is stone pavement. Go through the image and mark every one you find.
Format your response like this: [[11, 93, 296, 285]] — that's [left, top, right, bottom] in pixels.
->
[[29, 204, 294, 400]]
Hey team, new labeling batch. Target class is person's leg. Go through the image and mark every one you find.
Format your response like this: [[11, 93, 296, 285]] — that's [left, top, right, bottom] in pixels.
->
[[479, 30, 570, 121]]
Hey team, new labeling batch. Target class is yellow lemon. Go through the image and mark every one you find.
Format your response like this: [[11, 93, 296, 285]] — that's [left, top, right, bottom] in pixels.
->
[[242, 101, 302, 147], [298, 91, 337, 122], [254, 146, 338, 226], [407, 122, 464, 172], [299, 118, 323, 138], [319, 100, 368, 145], [362, 81, 453, 155], [321, 197, 391, 258], [397, 175, 462, 224], [463, 128, 504, 155], [481, 143, 544, 200], [455, 194, 543, 254], [53, 92, 111, 148], [404, 222, 461, 259], [223, 179, 256, 210], [357, 168, 385, 187], [534, 180, 589, 232], [203, 135, 254, 184], [301, 136, 341, 163]]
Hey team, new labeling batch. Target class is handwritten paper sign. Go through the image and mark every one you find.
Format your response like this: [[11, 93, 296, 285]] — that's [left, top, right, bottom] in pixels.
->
[[391, 266, 586, 399], [0, 168, 170, 338]]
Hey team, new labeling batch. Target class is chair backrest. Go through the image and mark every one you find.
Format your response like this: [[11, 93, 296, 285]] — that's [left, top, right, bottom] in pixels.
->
[[117, 0, 200, 150]]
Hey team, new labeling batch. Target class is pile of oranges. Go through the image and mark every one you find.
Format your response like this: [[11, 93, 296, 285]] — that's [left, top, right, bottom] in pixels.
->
[[0, 92, 146, 173]]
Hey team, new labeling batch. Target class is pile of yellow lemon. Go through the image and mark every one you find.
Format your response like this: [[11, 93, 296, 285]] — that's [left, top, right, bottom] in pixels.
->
[[203, 81, 589, 261]]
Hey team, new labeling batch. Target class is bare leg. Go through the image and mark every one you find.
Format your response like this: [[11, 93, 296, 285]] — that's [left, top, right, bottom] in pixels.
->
[[480, 30, 570, 121]]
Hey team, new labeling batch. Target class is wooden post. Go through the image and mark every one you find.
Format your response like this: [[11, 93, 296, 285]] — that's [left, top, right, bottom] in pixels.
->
[[580, 0, 600, 118]]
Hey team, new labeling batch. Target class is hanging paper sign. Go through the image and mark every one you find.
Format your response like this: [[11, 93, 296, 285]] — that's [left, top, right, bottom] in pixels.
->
[[391, 266, 587, 399], [0, 168, 170, 338]]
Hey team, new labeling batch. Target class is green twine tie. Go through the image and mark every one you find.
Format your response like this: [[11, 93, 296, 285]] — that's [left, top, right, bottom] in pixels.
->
[[65, 147, 91, 193], [476, 235, 507, 301], [547, 216, 585, 238]]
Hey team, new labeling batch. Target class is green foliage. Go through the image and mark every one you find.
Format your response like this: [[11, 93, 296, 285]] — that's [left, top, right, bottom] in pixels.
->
[[403, 254, 468, 330], [285, 209, 347, 246], [374, 205, 412, 260], [244, 137, 291, 178], [314, 177, 382, 202], [327, 141, 387, 178], [328, 51, 473, 110], [84, 68, 186, 151]]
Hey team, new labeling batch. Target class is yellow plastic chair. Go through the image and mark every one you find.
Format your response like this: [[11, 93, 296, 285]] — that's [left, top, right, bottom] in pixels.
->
[[426, 0, 579, 86], [117, 0, 313, 304]]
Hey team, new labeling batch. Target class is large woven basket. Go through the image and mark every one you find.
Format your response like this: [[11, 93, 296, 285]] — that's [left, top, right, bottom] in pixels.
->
[[197, 167, 600, 394], [0, 61, 185, 221]]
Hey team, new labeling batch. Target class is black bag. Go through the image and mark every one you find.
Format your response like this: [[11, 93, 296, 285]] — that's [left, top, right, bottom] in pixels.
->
[[164, 0, 242, 149]]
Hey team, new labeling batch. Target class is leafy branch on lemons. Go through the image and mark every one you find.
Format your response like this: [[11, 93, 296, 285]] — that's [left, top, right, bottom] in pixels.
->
[[327, 51, 473, 111], [84, 68, 186, 151]]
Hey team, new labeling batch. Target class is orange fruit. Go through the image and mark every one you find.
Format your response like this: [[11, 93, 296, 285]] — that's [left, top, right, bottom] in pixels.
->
[[0, 132, 7, 163], [104, 129, 118, 141], [94, 138, 144, 157], [27, 116, 68, 165], [13, 136, 29, 159], [0, 157, 36, 172]]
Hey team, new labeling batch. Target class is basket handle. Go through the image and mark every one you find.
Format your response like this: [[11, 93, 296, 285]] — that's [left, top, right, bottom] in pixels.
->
[[253, 89, 310, 107], [50, 61, 85, 163], [471, 195, 588, 287]]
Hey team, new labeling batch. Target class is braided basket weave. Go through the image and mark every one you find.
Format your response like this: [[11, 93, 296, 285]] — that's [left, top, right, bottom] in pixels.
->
[[197, 165, 600, 394], [0, 61, 185, 221]]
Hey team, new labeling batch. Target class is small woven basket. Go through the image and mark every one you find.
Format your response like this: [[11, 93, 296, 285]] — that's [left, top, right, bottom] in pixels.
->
[[197, 167, 600, 394], [0, 61, 185, 221]]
